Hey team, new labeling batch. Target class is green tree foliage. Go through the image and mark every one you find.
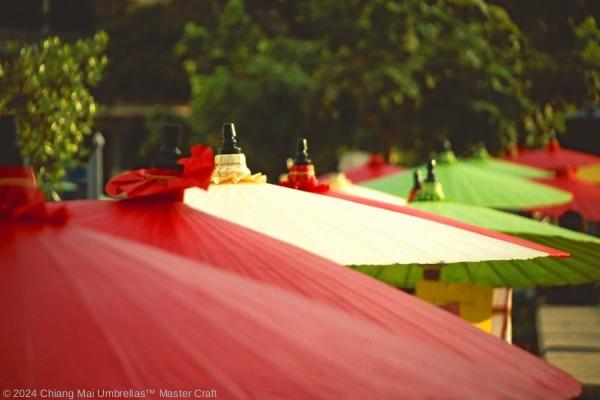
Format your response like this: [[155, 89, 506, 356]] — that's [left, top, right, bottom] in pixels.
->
[[177, 0, 600, 177], [0, 32, 108, 195]]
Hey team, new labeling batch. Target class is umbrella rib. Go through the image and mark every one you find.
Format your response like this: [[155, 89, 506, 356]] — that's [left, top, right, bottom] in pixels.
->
[[525, 236, 600, 283], [401, 264, 413, 288], [485, 261, 513, 287], [508, 258, 544, 286], [461, 263, 476, 284]]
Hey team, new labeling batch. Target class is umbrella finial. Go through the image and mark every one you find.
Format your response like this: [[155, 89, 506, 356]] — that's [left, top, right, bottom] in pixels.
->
[[412, 170, 422, 190], [415, 160, 445, 201], [0, 115, 23, 166], [425, 160, 437, 183], [548, 129, 560, 152], [437, 139, 457, 163], [473, 142, 489, 159], [152, 123, 183, 172], [220, 123, 242, 155], [294, 138, 312, 165], [407, 170, 422, 202]]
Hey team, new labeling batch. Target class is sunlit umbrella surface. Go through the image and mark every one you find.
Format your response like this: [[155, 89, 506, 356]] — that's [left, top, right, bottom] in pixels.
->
[[48, 153, 580, 397], [361, 150, 572, 209], [3, 167, 554, 399], [464, 145, 551, 179]]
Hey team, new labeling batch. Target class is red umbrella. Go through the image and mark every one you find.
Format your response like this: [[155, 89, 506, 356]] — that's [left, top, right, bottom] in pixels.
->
[[337, 153, 404, 183], [2, 167, 533, 399], [532, 166, 600, 221], [508, 136, 600, 171], [55, 150, 582, 398]]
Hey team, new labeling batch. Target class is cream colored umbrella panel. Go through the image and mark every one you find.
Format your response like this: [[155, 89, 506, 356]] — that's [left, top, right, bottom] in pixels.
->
[[321, 172, 407, 206], [185, 124, 564, 268]]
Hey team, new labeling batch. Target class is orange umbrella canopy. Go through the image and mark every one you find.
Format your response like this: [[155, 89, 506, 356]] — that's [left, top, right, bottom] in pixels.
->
[[2, 167, 554, 399]]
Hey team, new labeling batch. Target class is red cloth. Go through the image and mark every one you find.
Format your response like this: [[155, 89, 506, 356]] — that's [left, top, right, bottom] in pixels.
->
[[510, 139, 600, 170], [53, 199, 581, 398], [279, 164, 329, 193], [4, 221, 531, 398], [105, 145, 214, 200], [341, 154, 404, 183], [0, 166, 65, 221], [532, 167, 600, 221]]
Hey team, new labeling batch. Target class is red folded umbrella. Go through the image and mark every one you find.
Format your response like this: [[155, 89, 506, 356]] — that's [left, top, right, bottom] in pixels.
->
[[509, 137, 600, 171], [53, 163, 581, 398], [338, 153, 404, 183], [532, 166, 600, 221], [2, 167, 534, 399]]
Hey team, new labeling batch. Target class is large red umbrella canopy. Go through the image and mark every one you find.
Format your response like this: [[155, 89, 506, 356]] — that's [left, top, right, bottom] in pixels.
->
[[508, 138, 600, 171], [57, 167, 581, 398], [338, 153, 404, 183], [1, 168, 530, 399], [532, 167, 600, 221]]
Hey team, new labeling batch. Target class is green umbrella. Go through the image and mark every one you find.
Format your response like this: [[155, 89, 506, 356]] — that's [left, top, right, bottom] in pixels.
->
[[352, 168, 600, 288], [361, 151, 571, 209], [463, 145, 551, 179]]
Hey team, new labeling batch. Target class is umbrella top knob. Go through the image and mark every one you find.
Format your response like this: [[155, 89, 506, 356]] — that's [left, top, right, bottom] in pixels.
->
[[547, 129, 561, 152], [0, 115, 23, 166], [425, 159, 437, 183], [294, 138, 312, 165], [220, 123, 242, 155], [152, 123, 183, 172], [473, 142, 490, 159], [412, 170, 422, 190]]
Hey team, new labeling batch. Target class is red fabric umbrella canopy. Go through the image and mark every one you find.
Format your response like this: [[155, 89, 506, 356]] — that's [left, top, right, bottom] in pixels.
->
[[55, 175, 581, 398], [338, 153, 404, 183], [533, 167, 600, 221], [509, 139, 600, 171], [2, 169, 532, 399]]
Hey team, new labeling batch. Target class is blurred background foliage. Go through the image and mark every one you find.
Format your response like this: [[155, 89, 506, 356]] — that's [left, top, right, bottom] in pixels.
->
[[170, 0, 600, 177], [2, 0, 600, 185], [0, 31, 107, 196]]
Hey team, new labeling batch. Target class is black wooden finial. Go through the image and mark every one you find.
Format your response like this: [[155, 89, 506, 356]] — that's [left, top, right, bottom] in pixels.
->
[[294, 138, 311, 165], [425, 159, 437, 183], [219, 123, 242, 154], [412, 170, 422, 191], [0, 115, 23, 166], [151, 123, 183, 172]]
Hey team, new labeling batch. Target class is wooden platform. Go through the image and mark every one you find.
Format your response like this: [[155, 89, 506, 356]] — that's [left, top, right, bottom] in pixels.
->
[[537, 305, 600, 399]]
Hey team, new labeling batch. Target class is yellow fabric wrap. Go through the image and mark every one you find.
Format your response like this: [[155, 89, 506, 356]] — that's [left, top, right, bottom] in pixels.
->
[[416, 280, 493, 333], [324, 172, 353, 190], [211, 154, 267, 185]]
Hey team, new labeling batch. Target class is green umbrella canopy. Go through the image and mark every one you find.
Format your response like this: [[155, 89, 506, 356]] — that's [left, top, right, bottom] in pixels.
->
[[361, 151, 571, 209], [352, 176, 600, 288], [463, 145, 551, 179]]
